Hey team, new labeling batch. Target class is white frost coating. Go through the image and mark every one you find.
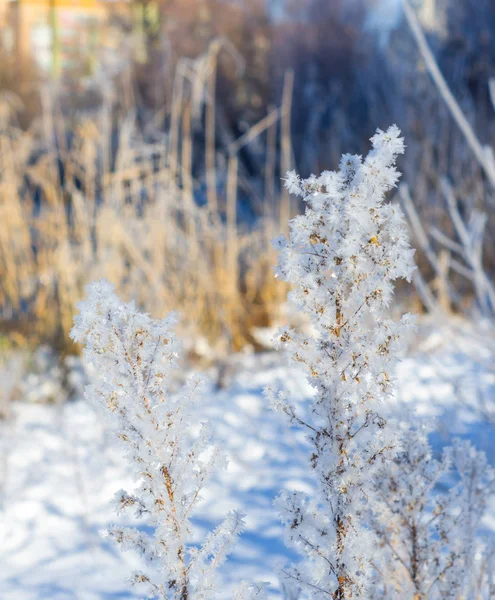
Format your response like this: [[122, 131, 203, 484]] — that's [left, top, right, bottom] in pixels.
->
[[270, 126, 416, 598], [233, 582, 269, 600], [70, 280, 248, 600], [370, 425, 495, 599]]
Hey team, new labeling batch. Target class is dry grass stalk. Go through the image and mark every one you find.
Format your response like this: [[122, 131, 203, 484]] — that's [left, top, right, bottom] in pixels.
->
[[0, 48, 292, 358]]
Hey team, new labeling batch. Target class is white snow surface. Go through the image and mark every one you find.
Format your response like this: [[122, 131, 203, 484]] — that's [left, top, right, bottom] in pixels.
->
[[1, 320, 495, 599]]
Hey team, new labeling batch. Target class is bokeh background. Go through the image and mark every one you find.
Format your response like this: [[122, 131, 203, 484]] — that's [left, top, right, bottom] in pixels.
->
[[1, 0, 494, 358], [1, 1, 495, 598]]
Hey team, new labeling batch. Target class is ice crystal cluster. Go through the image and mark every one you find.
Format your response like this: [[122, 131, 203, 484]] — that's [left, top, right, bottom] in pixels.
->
[[271, 126, 416, 598], [71, 280, 248, 600], [371, 425, 495, 599]]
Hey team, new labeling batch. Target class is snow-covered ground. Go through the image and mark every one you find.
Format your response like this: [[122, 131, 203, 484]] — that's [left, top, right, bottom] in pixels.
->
[[1, 320, 495, 599]]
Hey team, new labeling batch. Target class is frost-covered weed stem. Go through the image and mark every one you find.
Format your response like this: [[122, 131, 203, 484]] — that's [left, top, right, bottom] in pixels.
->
[[270, 126, 415, 598], [71, 281, 248, 599]]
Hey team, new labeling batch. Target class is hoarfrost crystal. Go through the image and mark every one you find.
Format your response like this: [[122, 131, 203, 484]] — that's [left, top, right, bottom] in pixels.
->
[[271, 126, 415, 598], [71, 280, 244, 599]]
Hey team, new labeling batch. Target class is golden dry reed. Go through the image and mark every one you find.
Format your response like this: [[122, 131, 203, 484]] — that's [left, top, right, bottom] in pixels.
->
[[0, 48, 295, 358]]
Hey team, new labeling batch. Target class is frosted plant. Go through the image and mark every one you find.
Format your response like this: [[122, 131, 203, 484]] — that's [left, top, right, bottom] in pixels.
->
[[269, 126, 415, 598], [477, 542, 495, 599], [370, 425, 495, 599], [449, 438, 495, 599], [233, 582, 269, 600], [71, 280, 246, 600]]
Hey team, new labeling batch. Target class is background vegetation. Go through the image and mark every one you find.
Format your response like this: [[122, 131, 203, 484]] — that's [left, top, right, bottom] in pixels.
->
[[1, 0, 495, 357]]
